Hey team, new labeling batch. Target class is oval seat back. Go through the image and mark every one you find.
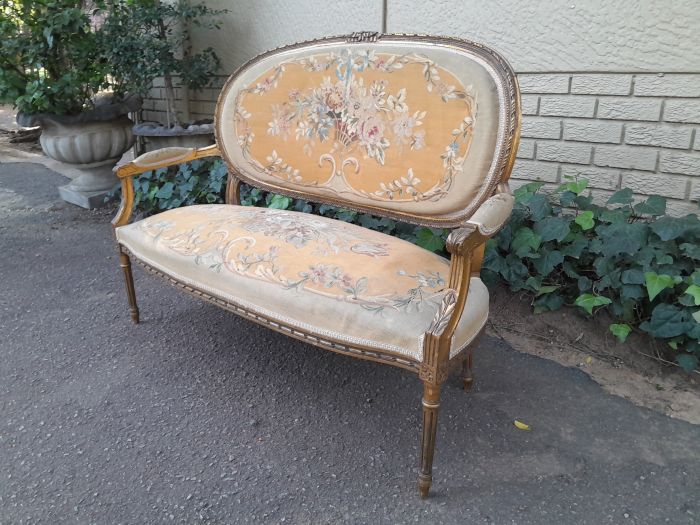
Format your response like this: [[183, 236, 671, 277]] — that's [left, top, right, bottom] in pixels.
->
[[216, 34, 520, 227]]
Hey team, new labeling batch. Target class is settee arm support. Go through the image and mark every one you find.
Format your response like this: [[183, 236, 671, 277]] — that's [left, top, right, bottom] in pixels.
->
[[421, 189, 514, 379], [111, 144, 221, 229]]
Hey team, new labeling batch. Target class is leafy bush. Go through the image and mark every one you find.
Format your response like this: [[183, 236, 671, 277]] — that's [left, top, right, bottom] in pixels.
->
[[482, 179, 700, 372], [132, 158, 228, 214], [129, 162, 700, 372], [97, 0, 226, 126], [0, 1, 109, 115]]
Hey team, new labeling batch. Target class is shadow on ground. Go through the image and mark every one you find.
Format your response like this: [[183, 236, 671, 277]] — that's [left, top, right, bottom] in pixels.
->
[[1, 162, 699, 524]]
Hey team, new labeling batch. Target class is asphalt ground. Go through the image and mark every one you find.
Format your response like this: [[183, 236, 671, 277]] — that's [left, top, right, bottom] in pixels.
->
[[1, 161, 699, 524]]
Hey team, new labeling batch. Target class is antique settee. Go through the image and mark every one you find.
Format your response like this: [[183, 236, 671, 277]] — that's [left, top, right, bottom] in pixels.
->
[[111, 33, 521, 498]]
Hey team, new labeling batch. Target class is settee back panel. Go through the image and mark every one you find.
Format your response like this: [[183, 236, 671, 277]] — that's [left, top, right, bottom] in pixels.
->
[[216, 34, 520, 227]]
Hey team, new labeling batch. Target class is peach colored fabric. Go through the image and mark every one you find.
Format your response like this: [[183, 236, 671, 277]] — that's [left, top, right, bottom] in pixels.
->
[[116, 205, 489, 360], [217, 41, 504, 223]]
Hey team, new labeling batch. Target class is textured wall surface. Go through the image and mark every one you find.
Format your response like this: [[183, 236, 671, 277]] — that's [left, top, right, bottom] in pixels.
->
[[142, 0, 700, 211], [190, 0, 382, 73], [513, 73, 700, 215], [388, 0, 700, 73]]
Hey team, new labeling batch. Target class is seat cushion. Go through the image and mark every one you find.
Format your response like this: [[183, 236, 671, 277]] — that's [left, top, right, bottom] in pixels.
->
[[115, 205, 488, 361]]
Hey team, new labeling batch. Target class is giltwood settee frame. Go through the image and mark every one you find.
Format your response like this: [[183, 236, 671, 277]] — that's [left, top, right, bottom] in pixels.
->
[[112, 33, 521, 498]]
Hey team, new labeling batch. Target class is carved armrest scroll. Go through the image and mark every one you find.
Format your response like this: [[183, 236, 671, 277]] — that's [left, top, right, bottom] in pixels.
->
[[114, 144, 221, 179]]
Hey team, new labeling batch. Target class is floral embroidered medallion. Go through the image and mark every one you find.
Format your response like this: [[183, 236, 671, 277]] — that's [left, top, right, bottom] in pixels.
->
[[234, 49, 477, 203]]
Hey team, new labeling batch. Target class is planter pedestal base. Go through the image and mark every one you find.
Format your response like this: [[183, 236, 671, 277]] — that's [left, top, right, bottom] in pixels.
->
[[58, 184, 114, 209], [57, 160, 118, 209]]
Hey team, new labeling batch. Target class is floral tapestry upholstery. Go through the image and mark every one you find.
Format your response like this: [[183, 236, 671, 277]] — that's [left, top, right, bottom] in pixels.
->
[[115, 205, 489, 360], [217, 38, 511, 225]]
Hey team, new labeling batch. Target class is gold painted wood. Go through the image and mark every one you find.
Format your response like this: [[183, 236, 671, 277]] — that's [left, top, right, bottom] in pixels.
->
[[225, 174, 242, 205], [461, 350, 474, 391], [114, 144, 221, 179], [418, 383, 441, 498], [118, 249, 139, 324]]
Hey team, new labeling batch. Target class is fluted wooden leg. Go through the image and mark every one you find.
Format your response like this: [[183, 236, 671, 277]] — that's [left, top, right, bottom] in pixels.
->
[[418, 382, 441, 499], [119, 250, 139, 324], [461, 350, 474, 391]]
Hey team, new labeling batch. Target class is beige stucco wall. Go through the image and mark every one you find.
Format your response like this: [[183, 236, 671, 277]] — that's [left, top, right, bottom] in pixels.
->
[[388, 0, 700, 73], [142, 0, 700, 213], [190, 0, 382, 73]]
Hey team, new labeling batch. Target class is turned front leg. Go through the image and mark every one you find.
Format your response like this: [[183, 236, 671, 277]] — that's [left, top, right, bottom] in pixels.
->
[[461, 350, 474, 391], [418, 382, 441, 498], [119, 250, 139, 324]]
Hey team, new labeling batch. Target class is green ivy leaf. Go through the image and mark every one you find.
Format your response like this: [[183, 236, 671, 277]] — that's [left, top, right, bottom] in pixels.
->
[[268, 194, 292, 209], [621, 269, 645, 285], [336, 209, 359, 222], [650, 215, 700, 241], [640, 304, 693, 338], [598, 268, 622, 291], [574, 194, 596, 209], [675, 354, 699, 373], [416, 228, 445, 252], [620, 284, 645, 300], [536, 285, 560, 296], [680, 243, 700, 260], [644, 271, 676, 301], [534, 217, 571, 242], [578, 276, 592, 292], [679, 294, 697, 307], [557, 178, 589, 195], [599, 208, 629, 223], [560, 238, 588, 259], [524, 276, 542, 293], [667, 338, 681, 350], [691, 271, 700, 286], [574, 293, 612, 315], [513, 182, 545, 203], [574, 210, 595, 230], [562, 260, 581, 279], [595, 222, 648, 257], [533, 292, 565, 313], [501, 254, 530, 287], [684, 284, 700, 306], [633, 195, 667, 216], [609, 323, 632, 343], [532, 249, 564, 275], [607, 188, 634, 205], [510, 227, 541, 257], [527, 193, 551, 222], [155, 181, 174, 199], [559, 191, 577, 208]]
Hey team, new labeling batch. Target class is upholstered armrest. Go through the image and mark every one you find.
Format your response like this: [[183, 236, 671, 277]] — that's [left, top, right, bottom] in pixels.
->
[[465, 191, 514, 237], [446, 190, 514, 254], [114, 144, 221, 178], [111, 144, 221, 229]]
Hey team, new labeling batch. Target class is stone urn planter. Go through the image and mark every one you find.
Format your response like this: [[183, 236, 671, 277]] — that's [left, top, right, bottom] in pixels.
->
[[133, 121, 215, 152], [18, 96, 141, 208]]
